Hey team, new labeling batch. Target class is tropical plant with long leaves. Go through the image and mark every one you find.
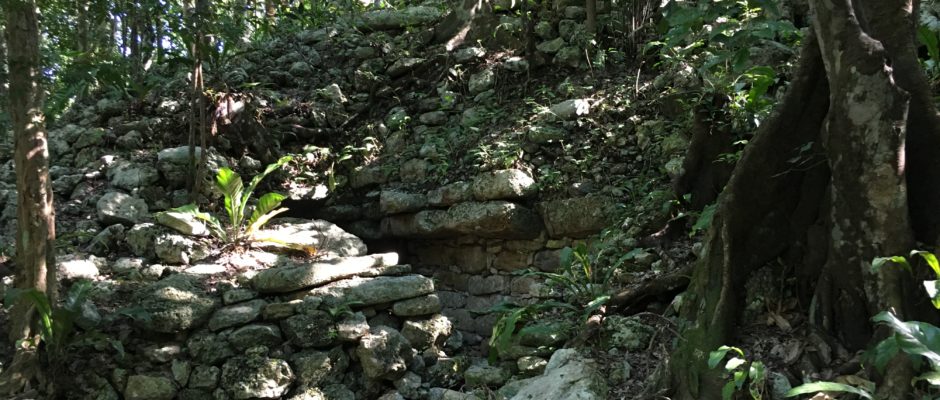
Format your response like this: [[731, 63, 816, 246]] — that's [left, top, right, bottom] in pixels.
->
[[165, 155, 292, 243]]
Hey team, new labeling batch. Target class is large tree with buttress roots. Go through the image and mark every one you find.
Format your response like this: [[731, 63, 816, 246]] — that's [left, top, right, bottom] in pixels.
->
[[667, 0, 940, 398]]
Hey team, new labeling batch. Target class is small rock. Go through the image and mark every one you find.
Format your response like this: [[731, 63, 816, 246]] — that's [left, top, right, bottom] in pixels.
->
[[380, 191, 428, 215], [401, 314, 452, 351], [464, 364, 510, 387], [108, 162, 159, 191], [58, 254, 103, 281], [189, 365, 220, 390], [455, 46, 486, 63], [517, 356, 548, 376], [97, 192, 148, 225], [153, 233, 209, 265], [549, 99, 591, 119], [468, 69, 495, 94], [229, 324, 284, 352], [356, 326, 414, 380], [220, 354, 294, 399], [387, 58, 425, 78], [124, 375, 177, 400], [318, 83, 347, 104], [419, 111, 448, 126], [537, 38, 566, 54], [554, 46, 583, 68], [171, 360, 191, 386], [289, 61, 313, 77], [223, 288, 258, 305], [336, 312, 370, 341], [281, 311, 337, 348], [209, 299, 267, 331], [392, 294, 442, 317]]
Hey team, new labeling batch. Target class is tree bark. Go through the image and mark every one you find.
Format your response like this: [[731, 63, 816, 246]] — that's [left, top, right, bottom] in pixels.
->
[[667, 0, 940, 398], [0, 0, 57, 395]]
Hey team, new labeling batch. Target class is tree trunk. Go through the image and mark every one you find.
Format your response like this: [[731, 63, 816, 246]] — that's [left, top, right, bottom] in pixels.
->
[[586, 0, 597, 34], [0, 0, 57, 395], [666, 1, 940, 397]]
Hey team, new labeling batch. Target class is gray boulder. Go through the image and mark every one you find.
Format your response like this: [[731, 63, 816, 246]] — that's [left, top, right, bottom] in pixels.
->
[[57, 254, 103, 281], [381, 210, 450, 238], [468, 69, 495, 94], [97, 192, 148, 225], [538, 196, 618, 238], [427, 181, 473, 207], [290, 347, 348, 388], [380, 190, 428, 215], [445, 202, 543, 239], [401, 314, 452, 351]]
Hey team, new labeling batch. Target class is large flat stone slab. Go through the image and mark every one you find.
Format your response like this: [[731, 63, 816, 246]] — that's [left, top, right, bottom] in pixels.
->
[[252, 253, 400, 293], [302, 274, 434, 307], [253, 219, 367, 258]]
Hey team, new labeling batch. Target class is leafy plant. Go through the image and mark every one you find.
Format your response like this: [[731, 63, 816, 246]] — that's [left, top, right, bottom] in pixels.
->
[[488, 241, 638, 362], [708, 345, 768, 400], [3, 280, 94, 357], [488, 300, 577, 363], [165, 155, 292, 243], [785, 250, 940, 399]]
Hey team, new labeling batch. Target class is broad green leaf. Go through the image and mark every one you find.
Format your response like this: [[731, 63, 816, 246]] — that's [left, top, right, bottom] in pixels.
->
[[868, 336, 899, 373], [247, 192, 286, 230], [748, 361, 765, 380], [216, 167, 244, 227], [913, 251, 940, 278], [722, 381, 735, 400], [242, 156, 292, 209], [733, 369, 746, 388], [785, 381, 872, 399], [246, 208, 288, 238], [914, 370, 940, 386], [872, 311, 940, 369], [708, 346, 743, 369], [725, 357, 746, 371], [872, 255, 910, 272], [693, 203, 717, 235]]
